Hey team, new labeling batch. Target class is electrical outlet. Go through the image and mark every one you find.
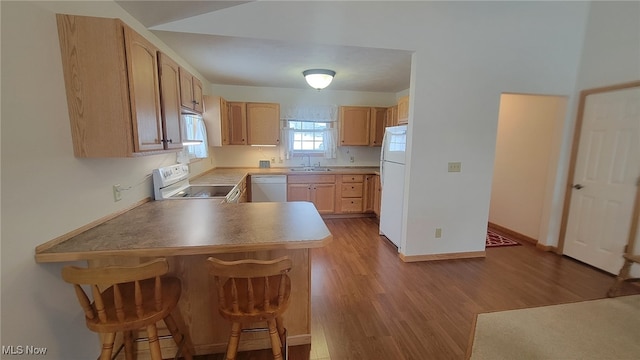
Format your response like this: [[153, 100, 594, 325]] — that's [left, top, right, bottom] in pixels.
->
[[113, 185, 122, 202], [448, 162, 461, 172], [271, 157, 275, 163], [350, 156, 355, 163], [435, 228, 442, 238]]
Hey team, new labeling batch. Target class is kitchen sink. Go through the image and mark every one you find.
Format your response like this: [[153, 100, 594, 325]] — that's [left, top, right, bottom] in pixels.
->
[[290, 167, 332, 172]]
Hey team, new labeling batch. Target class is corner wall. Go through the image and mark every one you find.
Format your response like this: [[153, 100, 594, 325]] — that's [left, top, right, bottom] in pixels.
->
[[489, 94, 568, 241]]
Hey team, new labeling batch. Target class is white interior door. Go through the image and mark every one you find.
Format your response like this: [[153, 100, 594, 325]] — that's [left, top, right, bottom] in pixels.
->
[[564, 86, 640, 274]]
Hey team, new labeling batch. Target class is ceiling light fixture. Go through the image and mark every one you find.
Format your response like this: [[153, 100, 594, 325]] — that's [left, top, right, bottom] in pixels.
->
[[303, 69, 336, 90]]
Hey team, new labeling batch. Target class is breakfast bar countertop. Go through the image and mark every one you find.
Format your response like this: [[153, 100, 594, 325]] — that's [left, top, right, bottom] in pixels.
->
[[34, 200, 332, 263]]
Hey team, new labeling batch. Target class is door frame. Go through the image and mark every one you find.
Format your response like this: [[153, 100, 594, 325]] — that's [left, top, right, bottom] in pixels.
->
[[558, 80, 640, 254]]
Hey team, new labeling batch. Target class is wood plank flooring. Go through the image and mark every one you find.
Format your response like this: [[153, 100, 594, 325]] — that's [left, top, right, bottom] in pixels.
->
[[196, 217, 640, 360]]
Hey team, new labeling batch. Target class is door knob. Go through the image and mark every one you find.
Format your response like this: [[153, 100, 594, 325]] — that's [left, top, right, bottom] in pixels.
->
[[573, 184, 584, 190]]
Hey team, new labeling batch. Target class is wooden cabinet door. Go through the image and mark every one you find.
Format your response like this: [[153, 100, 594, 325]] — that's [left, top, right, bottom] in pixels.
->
[[370, 107, 386, 146], [220, 98, 229, 145], [228, 102, 247, 145], [312, 183, 336, 214], [287, 184, 311, 202], [386, 105, 398, 127], [363, 175, 376, 213], [124, 26, 163, 152], [397, 95, 409, 124], [192, 77, 203, 113], [179, 68, 203, 114], [158, 53, 183, 150], [247, 102, 280, 145], [339, 106, 370, 146], [179, 68, 194, 110]]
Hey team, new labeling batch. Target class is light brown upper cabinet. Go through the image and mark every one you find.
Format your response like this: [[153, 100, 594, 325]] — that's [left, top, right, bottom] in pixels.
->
[[227, 102, 248, 145], [386, 105, 398, 127], [397, 95, 409, 124], [339, 106, 371, 146], [247, 102, 280, 146], [369, 107, 387, 146], [179, 68, 203, 114], [158, 53, 183, 150], [57, 14, 181, 157], [203, 95, 229, 146], [224, 102, 280, 146], [339, 106, 387, 146]]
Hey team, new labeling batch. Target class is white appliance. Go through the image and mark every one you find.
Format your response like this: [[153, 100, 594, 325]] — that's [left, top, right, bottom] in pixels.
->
[[152, 164, 239, 202], [379, 125, 408, 247], [251, 175, 287, 202]]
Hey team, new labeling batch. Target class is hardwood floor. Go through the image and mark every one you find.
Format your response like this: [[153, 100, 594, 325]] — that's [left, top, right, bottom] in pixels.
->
[[196, 217, 640, 360]]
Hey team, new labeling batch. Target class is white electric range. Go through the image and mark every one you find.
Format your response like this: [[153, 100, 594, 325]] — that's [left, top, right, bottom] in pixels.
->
[[152, 164, 239, 202]]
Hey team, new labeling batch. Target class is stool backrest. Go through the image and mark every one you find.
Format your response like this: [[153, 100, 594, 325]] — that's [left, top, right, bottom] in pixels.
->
[[61, 258, 169, 324], [206, 257, 292, 318]]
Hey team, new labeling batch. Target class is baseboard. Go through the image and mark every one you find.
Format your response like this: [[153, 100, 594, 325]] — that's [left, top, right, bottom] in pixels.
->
[[488, 222, 537, 244], [399, 251, 486, 262], [536, 242, 559, 253], [321, 213, 376, 219], [488, 222, 558, 253]]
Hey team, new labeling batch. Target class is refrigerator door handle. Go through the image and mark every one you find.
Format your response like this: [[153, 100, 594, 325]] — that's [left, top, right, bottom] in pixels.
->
[[380, 162, 384, 188], [380, 128, 388, 163]]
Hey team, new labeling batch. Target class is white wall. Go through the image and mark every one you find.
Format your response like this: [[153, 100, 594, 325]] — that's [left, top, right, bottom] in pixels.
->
[[0, 1, 213, 356], [208, 84, 396, 168], [489, 94, 568, 241]]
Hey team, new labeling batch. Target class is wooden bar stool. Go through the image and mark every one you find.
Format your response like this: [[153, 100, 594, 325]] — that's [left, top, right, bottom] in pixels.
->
[[207, 256, 292, 360], [61, 258, 193, 360], [607, 182, 640, 297], [607, 253, 640, 297]]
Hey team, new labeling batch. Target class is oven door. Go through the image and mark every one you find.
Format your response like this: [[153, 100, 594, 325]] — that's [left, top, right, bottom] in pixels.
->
[[169, 185, 234, 199]]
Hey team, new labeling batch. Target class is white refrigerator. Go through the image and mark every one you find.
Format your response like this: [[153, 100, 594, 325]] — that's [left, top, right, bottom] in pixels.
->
[[379, 125, 407, 247]]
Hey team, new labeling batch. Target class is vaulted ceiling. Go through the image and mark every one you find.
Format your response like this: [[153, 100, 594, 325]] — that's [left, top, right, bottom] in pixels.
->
[[115, 1, 412, 93]]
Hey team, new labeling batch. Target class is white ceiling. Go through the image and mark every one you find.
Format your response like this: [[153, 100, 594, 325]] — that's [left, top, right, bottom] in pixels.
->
[[115, 1, 412, 93]]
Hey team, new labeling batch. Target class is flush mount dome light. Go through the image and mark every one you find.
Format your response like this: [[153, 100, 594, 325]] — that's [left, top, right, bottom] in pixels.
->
[[303, 69, 336, 90]]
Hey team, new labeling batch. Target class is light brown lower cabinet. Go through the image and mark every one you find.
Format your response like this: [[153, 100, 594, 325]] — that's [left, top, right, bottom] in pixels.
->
[[339, 174, 365, 213], [287, 175, 336, 214], [287, 173, 380, 216], [363, 174, 377, 213]]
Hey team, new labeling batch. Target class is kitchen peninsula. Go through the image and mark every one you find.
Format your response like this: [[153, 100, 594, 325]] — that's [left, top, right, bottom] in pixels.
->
[[35, 200, 332, 356]]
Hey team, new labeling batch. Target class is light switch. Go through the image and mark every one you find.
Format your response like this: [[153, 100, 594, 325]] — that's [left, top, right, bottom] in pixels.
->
[[448, 162, 461, 172]]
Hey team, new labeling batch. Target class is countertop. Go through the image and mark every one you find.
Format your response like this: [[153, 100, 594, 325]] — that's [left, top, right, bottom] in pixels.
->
[[190, 166, 380, 186], [35, 201, 332, 263]]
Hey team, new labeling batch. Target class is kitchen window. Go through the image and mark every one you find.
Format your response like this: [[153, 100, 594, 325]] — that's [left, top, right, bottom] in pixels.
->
[[280, 105, 338, 159], [288, 120, 329, 152]]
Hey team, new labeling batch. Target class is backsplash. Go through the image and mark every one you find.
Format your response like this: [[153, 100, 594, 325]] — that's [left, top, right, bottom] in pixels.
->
[[209, 145, 381, 169]]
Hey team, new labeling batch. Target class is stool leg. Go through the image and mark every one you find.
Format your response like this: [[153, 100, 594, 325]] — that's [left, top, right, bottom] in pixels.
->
[[123, 331, 135, 360], [147, 323, 163, 360], [276, 316, 287, 360], [99, 332, 116, 360], [164, 314, 193, 360], [608, 258, 633, 297], [267, 319, 283, 360], [225, 322, 242, 360]]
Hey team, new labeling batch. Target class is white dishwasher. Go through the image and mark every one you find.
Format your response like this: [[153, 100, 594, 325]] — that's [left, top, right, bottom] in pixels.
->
[[251, 175, 287, 202]]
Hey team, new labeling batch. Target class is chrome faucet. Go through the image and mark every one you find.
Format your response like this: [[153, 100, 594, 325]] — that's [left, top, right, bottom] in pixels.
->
[[301, 154, 311, 168]]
